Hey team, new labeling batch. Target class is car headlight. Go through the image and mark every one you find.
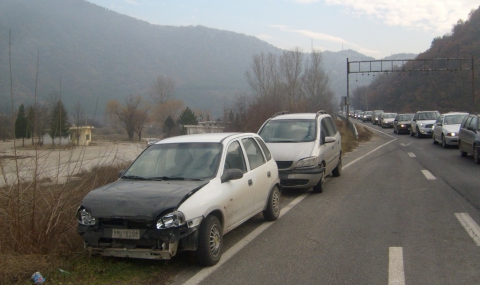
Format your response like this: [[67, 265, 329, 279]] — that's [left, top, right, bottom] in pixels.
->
[[446, 132, 456, 137], [157, 211, 186, 229], [77, 208, 97, 225], [296, 156, 317, 168]]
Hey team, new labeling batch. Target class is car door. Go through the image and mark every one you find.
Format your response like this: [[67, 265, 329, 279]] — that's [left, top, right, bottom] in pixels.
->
[[320, 118, 337, 174], [433, 115, 443, 141], [464, 116, 477, 151], [240, 137, 273, 213], [222, 140, 255, 231]]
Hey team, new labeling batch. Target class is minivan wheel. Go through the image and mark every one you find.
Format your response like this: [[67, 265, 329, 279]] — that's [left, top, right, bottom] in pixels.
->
[[196, 215, 223, 266], [332, 156, 342, 177], [263, 186, 281, 221], [312, 169, 325, 193], [474, 145, 480, 164], [442, 136, 447, 148]]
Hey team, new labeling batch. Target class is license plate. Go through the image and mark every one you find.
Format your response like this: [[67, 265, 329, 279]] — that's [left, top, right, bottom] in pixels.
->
[[112, 229, 140, 240]]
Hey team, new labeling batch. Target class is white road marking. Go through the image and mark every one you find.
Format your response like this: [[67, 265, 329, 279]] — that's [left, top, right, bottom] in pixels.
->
[[421, 170, 436, 180], [407, 152, 416, 157], [389, 247, 406, 285], [182, 192, 310, 285], [344, 139, 396, 170], [400, 143, 406, 147], [455, 213, 480, 246]]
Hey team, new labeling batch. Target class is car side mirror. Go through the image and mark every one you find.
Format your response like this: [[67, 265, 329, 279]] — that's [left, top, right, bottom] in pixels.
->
[[325, 136, 336, 144], [221, 168, 244, 183]]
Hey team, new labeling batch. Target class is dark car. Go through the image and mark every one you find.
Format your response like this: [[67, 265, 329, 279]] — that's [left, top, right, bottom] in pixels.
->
[[458, 114, 480, 164], [362, 111, 373, 122], [393, 113, 414, 134]]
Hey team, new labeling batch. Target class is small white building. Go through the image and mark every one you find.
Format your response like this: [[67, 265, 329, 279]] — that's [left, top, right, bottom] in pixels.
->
[[184, 121, 225, 134], [70, 126, 94, 146]]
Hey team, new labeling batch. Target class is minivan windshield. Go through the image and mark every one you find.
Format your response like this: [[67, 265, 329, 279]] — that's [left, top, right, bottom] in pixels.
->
[[259, 119, 316, 143]]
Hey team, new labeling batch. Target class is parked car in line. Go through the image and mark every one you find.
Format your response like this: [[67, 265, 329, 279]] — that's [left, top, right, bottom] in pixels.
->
[[357, 111, 364, 120], [258, 111, 342, 193], [458, 113, 480, 164], [354, 110, 362, 119], [372, 110, 384, 125], [362, 111, 373, 122], [410, 111, 440, 138], [393, 113, 414, 134], [379, 113, 397, 128], [432, 112, 468, 148], [77, 133, 281, 266]]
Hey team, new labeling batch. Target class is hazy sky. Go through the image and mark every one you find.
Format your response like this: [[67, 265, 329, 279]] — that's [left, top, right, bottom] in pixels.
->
[[86, 0, 478, 59]]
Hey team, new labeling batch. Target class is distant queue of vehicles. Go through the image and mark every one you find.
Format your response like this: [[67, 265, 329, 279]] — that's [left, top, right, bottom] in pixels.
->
[[352, 110, 480, 164]]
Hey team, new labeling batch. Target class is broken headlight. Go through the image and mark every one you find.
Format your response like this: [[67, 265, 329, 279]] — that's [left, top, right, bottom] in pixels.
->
[[77, 208, 97, 226], [156, 211, 186, 229]]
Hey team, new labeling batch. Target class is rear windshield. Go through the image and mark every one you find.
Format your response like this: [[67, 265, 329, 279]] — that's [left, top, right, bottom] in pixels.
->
[[444, 114, 467, 125], [259, 119, 316, 143]]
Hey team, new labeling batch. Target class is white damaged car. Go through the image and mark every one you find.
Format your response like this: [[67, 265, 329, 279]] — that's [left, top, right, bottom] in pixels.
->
[[77, 133, 281, 266]]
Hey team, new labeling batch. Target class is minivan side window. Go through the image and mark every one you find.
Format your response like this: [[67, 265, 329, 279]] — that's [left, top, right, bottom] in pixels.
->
[[467, 116, 478, 130]]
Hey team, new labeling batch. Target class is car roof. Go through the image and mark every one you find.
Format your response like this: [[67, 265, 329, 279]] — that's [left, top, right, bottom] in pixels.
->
[[443, 112, 469, 116], [157, 133, 260, 144], [269, 112, 330, 120]]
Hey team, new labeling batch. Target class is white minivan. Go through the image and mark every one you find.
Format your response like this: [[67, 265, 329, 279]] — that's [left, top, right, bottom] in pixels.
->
[[258, 111, 342, 193]]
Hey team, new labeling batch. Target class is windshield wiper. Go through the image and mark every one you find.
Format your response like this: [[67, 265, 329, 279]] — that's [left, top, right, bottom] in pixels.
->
[[149, 176, 204, 181], [122, 175, 148, 180]]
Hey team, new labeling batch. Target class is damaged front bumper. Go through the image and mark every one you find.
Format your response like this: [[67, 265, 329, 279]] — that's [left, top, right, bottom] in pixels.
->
[[78, 224, 199, 260]]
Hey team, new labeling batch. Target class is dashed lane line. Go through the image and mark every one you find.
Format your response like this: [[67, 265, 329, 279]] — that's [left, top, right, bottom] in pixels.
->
[[421, 169, 436, 180], [407, 152, 416, 157], [455, 213, 480, 246], [389, 247, 406, 285]]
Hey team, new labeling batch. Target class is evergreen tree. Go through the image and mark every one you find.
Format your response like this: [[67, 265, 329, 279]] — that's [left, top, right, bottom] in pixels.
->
[[49, 99, 70, 145], [177, 107, 197, 135], [15, 104, 30, 146]]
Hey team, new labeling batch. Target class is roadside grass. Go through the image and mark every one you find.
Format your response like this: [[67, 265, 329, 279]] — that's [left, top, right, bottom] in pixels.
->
[[1, 125, 372, 285]]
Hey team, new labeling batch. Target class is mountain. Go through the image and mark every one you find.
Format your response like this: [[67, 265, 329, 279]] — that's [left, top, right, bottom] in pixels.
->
[[0, 0, 282, 117], [352, 6, 480, 113], [0, 0, 416, 119]]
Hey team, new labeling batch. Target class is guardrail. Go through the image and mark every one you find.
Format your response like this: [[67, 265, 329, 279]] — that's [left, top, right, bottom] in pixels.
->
[[335, 114, 358, 139]]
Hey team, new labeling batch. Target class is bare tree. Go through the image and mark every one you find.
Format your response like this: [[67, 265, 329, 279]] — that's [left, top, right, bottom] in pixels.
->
[[301, 50, 334, 112], [280, 48, 304, 111], [71, 100, 86, 145], [150, 75, 177, 105], [106, 95, 150, 141]]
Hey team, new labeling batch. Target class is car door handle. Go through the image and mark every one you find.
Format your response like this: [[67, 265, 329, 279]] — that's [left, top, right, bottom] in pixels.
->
[[267, 171, 271, 178], [248, 179, 253, 186]]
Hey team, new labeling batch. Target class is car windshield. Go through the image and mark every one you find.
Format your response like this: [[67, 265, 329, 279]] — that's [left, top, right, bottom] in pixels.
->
[[123, 142, 222, 180], [444, 114, 467, 125], [364, 111, 373, 115], [418, 112, 438, 120], [259, 119, 316, 143], [398, 114, 413, 121], [384, 113, 397, 118]]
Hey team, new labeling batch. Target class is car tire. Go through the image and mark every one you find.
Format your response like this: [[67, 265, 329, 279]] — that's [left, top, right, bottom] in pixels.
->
[[433, 134, 438, 144], [416, 127, 421, 138], [312, 168, 325, 193], [196, 215, 223, 266], [332, 156, 342, 177], [263, 186, 281, 221], [442, 135, 447, 148], [459, 141, 467, 157], [474, 145, 480, 164]]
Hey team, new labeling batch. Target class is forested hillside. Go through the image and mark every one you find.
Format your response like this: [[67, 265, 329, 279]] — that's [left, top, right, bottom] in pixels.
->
[[351, 6, 480, 113]]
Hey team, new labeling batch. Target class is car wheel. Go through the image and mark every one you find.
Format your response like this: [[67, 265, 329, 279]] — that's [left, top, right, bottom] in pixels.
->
[[459, 141, 467, 157], [432, 134, 438, 144], [196, 215, 223, 266], [263, 186, 281, 221], [332, 156, 342, 177], [442, 135, 447, 148], [474, 145, 480, 164], [416, 127, 421, 138], [312, 167, 325, 193]]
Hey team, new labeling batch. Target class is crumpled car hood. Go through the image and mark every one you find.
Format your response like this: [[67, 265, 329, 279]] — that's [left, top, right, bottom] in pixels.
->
[[266, 142, 315, 162], [81, 179, 208, 220]]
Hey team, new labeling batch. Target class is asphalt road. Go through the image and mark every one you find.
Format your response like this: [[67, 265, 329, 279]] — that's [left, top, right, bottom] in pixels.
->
[[172, 121, 480, 285]]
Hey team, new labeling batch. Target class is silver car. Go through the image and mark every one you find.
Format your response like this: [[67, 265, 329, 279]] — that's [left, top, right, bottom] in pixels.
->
[[432, 112, 468, 147], [459, 114, 480, 164], [258, 111, 342, 193], [379, 113, 397, 128], [410, 111, 440, 138]]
